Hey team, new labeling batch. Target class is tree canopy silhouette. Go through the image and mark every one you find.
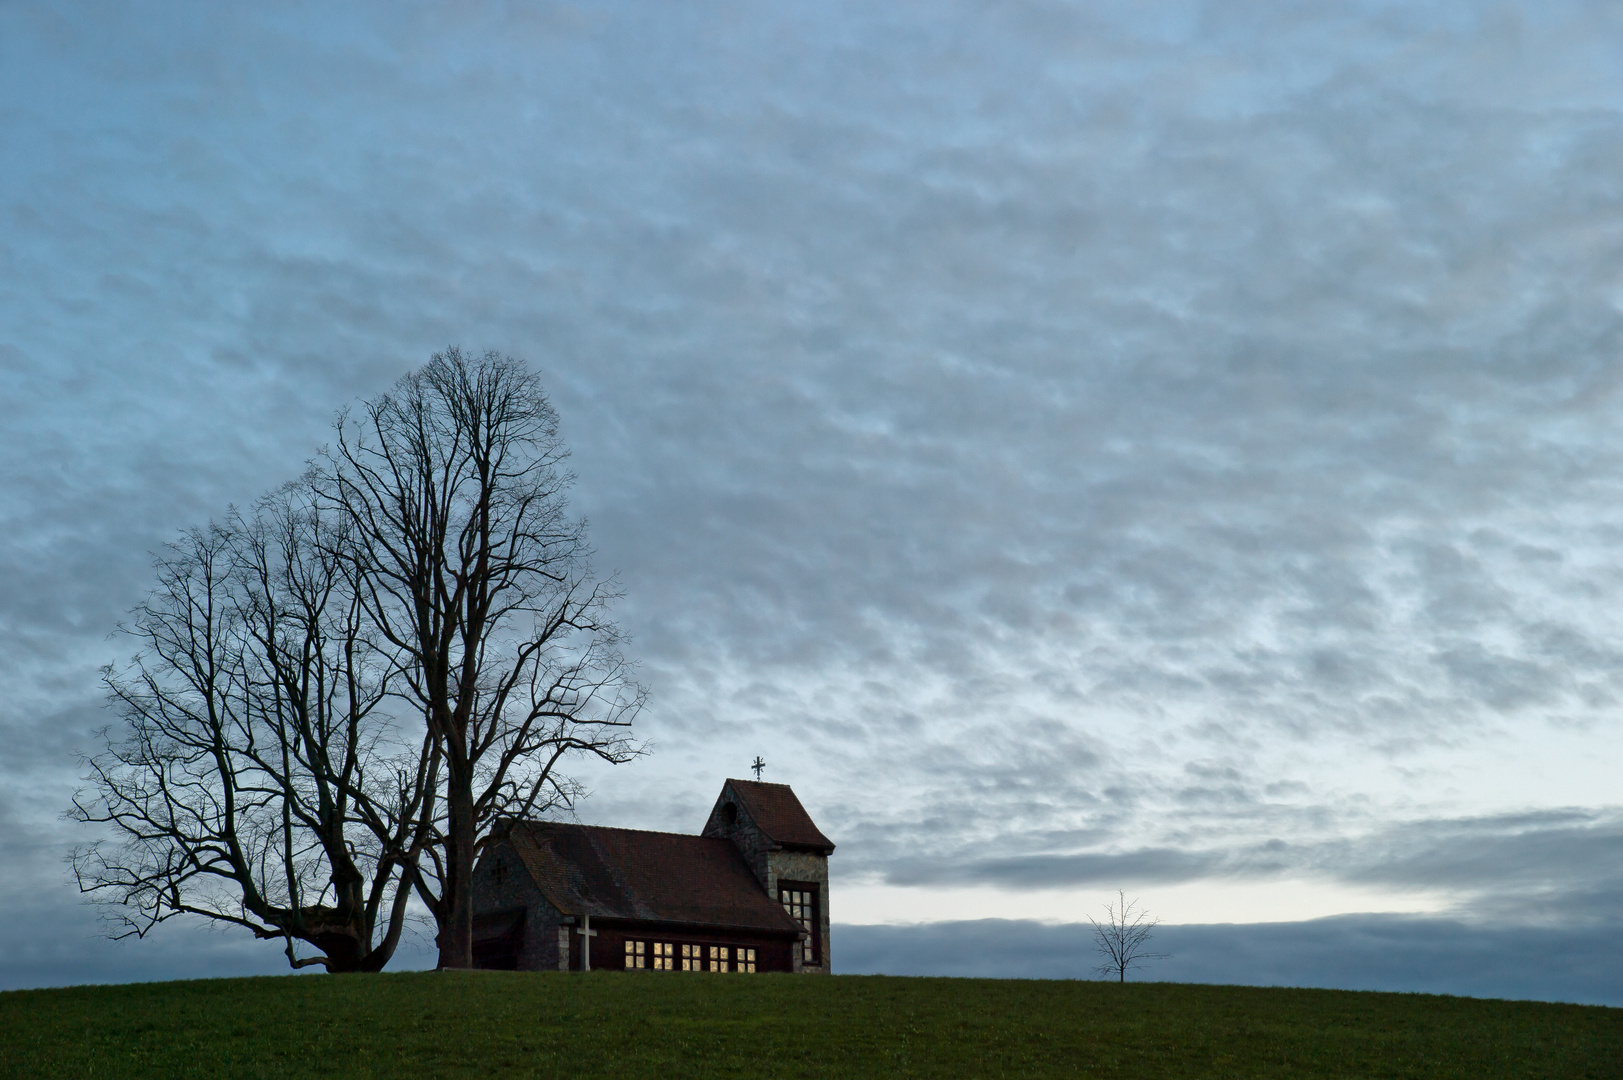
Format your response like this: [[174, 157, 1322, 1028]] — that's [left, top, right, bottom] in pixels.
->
[[73, 349, 643, 972]]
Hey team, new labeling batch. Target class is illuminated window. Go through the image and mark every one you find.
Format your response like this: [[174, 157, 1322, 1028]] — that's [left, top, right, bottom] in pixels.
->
[[652, 942, 674, 970], [682, 944, 705, 971], [737, 947, 756, 973], [624, 940, 645, 969], [780, 884, 818, 963], [709, 945, 729, 972]]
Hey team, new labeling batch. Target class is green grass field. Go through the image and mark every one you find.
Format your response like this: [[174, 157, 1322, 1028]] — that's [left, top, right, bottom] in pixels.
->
[[0, 972, 1617, 1079]]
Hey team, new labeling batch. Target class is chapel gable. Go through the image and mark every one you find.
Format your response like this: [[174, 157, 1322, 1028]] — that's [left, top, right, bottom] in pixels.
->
[[703, 779, 835, 973]]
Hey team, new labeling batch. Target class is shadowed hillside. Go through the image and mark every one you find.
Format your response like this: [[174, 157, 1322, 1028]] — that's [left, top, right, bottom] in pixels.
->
[[0, 971, 1616, 1079]]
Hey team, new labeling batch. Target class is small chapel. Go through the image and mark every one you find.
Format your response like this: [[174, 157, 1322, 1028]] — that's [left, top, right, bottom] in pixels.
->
[[470, 778, 835, 973]]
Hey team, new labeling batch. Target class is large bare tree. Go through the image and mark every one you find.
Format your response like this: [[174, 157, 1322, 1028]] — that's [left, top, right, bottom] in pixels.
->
[[74, 349, 640, 972], [71, 485, 432, 971], [323, 348, 643, 969]]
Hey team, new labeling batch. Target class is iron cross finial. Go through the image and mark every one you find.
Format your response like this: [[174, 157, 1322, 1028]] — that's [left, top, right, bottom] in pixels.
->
[[751, 756, 765, 781]]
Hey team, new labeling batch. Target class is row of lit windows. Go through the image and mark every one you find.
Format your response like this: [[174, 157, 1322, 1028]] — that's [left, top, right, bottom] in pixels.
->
[[623, 941, 756, 972]]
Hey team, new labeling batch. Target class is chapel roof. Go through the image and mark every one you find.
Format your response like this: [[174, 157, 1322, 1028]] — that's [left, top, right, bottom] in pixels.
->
[[723, 779, 836, 854], [504, 820, 802, 935]]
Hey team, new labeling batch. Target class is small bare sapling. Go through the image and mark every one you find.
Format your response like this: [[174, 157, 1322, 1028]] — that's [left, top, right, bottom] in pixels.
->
[[1089, 890, 1170, 982]]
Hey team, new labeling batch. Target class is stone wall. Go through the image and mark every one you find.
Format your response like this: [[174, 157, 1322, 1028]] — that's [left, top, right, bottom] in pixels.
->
[[700, 782, 775, 888], [767, 849, 831, 974], [470, 839, 566, 971]]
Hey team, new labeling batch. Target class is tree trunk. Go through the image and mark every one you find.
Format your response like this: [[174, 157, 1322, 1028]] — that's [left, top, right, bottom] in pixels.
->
[[437, 772, 477, 969]]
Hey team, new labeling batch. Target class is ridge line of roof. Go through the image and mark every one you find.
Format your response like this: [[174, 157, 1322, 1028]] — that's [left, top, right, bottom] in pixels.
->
[[514, 820, 738, 843]]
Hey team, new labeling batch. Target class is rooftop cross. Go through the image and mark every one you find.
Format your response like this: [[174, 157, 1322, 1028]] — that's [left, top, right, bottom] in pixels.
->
[[751, 756, 765, 781]]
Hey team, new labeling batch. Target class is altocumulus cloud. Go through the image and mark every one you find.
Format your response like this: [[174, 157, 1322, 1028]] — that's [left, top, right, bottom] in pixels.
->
[[2, 0, 1623, 997]]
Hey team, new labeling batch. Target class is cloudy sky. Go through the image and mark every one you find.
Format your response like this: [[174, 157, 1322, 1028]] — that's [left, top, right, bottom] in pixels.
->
[[4, 1, 1623, 1002]]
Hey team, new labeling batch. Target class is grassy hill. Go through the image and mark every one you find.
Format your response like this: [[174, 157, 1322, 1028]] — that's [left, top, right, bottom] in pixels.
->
[[1, 972, 1617, 1079]]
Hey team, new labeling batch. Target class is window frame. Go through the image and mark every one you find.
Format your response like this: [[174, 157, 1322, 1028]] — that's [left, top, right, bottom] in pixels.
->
[[778, 880, 821, 965]]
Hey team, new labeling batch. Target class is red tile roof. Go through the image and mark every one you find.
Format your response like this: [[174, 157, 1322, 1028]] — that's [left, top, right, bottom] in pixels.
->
[[726, 779, 836, 854], [507, 821, 801, 935]]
